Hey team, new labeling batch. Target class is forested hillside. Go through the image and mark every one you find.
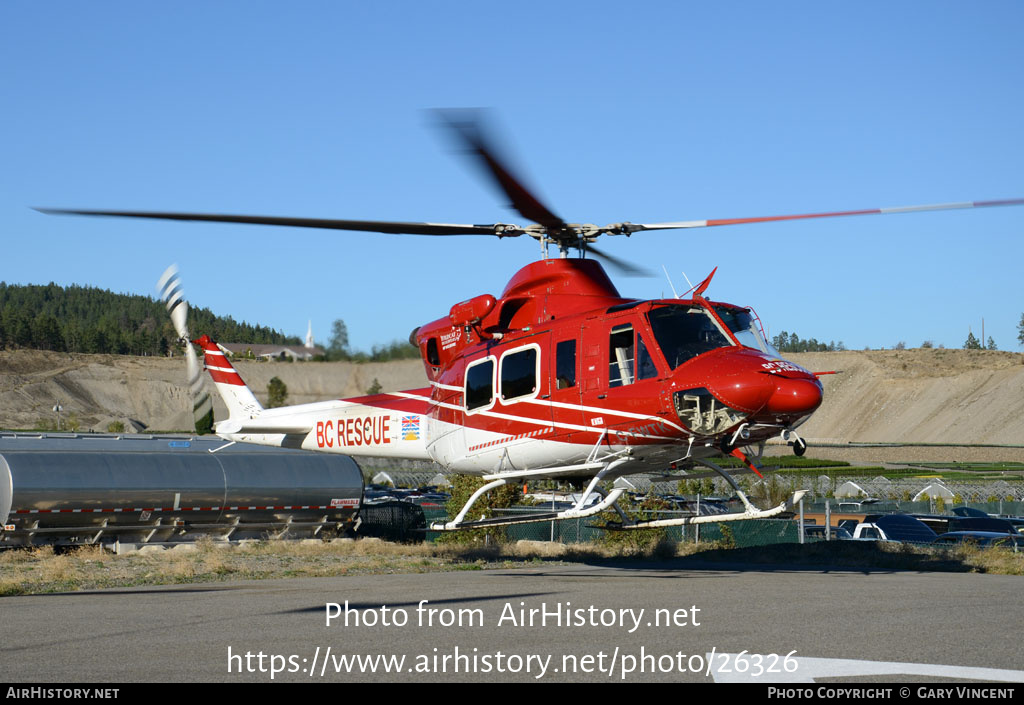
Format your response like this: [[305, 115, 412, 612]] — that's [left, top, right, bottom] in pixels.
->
[[0, 282, 299, 356]]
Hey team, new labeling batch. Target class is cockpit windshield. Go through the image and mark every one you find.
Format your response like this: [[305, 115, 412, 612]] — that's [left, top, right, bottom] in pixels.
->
[[647, 305, 733, 369], [713, 305, 781, 357]]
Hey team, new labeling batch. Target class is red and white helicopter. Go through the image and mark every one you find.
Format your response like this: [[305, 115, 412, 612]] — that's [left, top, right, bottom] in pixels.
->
[[44, 114, 1024, 531]]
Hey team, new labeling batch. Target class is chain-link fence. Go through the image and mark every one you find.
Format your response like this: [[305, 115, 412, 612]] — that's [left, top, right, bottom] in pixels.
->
[[380, 475, 1024, 546], [408, 502, 1024, 547], [418, 505, 803, 548], [802, 499, 1024, 516]]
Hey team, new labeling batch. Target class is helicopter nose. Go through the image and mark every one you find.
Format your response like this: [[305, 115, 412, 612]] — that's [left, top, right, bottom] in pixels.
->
[[693, 349, 777, 414], [765, 375, 823, 415], [710, 372, 775, 413]]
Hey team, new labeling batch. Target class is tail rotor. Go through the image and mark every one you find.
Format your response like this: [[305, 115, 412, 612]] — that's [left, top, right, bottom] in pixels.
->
[[157, 265, 213, 433]]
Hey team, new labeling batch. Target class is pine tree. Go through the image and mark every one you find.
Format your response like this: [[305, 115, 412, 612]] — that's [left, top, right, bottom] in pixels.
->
[[328, 319, 350, 360], [267, 377, 289, 408], [0, 282, 298, 354]]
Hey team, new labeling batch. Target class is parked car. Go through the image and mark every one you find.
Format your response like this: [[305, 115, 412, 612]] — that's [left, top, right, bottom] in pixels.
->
[[836, 498, 882, 512], [852, 514, 937, 543], [948, 517, 1018, 534], [952, 506, 990, 519], [803, 525, 853, 540], [932, 531, 1023, 548]]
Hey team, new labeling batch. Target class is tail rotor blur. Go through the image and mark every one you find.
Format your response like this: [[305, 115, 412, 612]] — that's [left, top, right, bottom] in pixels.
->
[[157, 265, 213, 433]]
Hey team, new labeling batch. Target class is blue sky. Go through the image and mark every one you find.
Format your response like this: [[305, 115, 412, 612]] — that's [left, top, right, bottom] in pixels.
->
[[2, 2, 1022, 353]]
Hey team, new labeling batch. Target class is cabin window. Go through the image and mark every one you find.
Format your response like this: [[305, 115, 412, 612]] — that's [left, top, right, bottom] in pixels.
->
[[500, 346, 538, 402], [555, 339, 576, 389], [426, 338, 440, 366], [608, 324, 635, 387], [465, 358, 495, 411]]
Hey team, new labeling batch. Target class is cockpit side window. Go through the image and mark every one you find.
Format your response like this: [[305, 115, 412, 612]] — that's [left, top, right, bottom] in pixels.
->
[[636, 335, 658, 380], [647, 305, 732, 369], [713, 305, 781, 357]]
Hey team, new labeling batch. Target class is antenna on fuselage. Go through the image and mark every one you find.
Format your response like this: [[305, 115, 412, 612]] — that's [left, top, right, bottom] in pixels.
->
[[661, 265, 679, 299], [680, 271, 695, 298]]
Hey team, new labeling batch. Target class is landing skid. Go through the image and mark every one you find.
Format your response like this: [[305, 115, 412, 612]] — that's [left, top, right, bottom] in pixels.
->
[[430, 453, 805, 532], [596, 490, 806, 531]]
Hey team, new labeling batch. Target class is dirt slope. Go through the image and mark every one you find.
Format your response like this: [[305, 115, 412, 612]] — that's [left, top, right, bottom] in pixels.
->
[[789, 349, 1024, 445], [1, 349, 1022, 457], [0, 350, 427, 432]]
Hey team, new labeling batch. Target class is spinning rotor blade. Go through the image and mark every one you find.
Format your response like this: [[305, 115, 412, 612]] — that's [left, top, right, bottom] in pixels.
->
[[585, 243, 653, 278], [435, 110, 567, 234], [157, 264, 189, 339], [37, 208, 508, 237], [627, 197, 1024, 234], [157, 265, 212, 432]]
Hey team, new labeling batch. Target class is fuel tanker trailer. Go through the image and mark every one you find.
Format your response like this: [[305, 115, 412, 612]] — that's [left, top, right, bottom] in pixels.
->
[[0, 433, 364, 547]]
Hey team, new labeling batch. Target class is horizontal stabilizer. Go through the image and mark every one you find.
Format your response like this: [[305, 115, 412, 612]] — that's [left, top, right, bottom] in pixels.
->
[[216, 418, 313, 436]]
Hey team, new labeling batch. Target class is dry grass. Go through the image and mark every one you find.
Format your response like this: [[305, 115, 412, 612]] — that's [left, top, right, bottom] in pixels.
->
[[0, 536, 710, 596], [1, 537, 1021, 596], [675, 539, 1024, 575], [936, 541, 1024, 576]]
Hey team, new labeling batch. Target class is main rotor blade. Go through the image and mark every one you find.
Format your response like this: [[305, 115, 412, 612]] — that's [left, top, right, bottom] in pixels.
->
[[629, 197, 1024, 233], [36, 208, 506, 236], [585, 243, 653, 278], [436, 110, 567, 233]]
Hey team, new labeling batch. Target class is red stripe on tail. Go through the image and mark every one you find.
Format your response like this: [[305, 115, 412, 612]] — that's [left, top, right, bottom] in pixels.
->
[[208, 368, 246, 386], [194, 334, 246, 387]]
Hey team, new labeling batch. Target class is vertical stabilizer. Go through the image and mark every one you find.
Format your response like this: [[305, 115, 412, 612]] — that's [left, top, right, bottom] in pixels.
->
[[193, 335, 263, 420]]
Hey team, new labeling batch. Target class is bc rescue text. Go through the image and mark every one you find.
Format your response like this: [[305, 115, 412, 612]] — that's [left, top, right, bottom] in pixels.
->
[[315, 417, 392, 448]]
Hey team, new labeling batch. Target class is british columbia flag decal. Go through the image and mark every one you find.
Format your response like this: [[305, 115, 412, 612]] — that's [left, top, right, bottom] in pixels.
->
[[402, 415, 420, 441]]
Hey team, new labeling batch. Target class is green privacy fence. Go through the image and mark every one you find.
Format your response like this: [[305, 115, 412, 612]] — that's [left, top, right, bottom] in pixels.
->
[[420, 506, 801, 547]]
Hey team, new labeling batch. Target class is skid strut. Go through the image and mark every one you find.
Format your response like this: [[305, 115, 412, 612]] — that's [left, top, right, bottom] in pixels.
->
[[430, 458, 631, 531], [602, 490, 807, 531]]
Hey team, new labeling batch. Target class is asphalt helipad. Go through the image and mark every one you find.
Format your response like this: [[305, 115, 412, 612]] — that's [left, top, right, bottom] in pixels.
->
[[3, 561, 1023, 683]]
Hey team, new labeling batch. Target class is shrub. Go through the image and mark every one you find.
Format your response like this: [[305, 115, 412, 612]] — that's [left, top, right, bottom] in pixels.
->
[[436, 475, 522, 545]]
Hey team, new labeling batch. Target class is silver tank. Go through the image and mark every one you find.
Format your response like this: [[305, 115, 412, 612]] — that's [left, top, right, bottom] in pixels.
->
[[0, 433, 363, 546]]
